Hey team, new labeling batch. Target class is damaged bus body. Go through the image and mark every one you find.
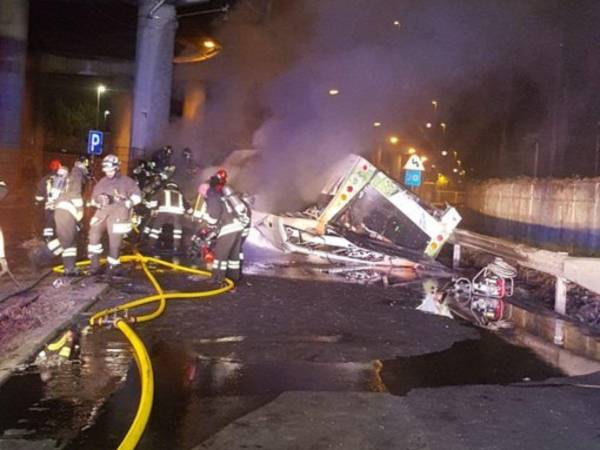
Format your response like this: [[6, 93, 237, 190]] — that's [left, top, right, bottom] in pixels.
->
[[255, 155, 462, 268]]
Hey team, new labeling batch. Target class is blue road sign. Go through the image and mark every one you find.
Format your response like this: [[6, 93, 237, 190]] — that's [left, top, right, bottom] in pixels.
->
[[87, 130, 104, 156], [404, 169, 422, 187]]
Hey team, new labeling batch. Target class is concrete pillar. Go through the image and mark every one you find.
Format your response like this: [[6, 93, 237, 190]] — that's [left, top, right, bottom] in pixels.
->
[[111, 86, 134, 171], [0, 0, 28, 150], [130, 0, 177, 160]]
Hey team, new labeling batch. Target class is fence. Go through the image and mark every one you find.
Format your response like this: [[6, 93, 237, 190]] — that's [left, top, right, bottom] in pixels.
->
[[417, 182, 465, 208], [465, 178, 600, 255]]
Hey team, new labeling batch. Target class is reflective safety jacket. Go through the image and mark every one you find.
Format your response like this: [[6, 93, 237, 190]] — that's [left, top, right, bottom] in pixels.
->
[[91, 174, 142, 221], [55, 166, 87, 221], [35, 173, 66, 210], [190, 196, 207, 221], [145, 186, 187, 215], [202, 187, 247, 237]]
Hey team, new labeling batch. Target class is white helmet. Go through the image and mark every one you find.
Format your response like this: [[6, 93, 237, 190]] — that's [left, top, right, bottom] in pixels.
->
[[102, 154, 120, 172]]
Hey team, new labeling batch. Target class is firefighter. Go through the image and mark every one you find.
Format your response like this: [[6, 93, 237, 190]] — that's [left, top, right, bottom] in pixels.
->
[[152, 145, 173, 171], [132, 159, 157, 192], [50, 156, 90, 276], [182, 147, 201, 175], [202, 171, 246, 283], [237, 193, 252, 275], [87, 155, 142, 275], [146, 181, 187, 254], [35, 160, 66, 242], [187, 182, 213, 266], [0, 178, 8, 277]]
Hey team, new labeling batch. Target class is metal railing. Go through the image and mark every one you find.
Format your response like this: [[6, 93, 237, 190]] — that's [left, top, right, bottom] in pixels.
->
[[450, 227, 600, 345]]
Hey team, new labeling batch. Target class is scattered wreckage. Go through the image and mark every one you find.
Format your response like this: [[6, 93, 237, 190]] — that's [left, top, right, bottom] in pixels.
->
[[442, 257, 517, 329], [251, 155, 461, 280], [248, 155, 519, 329]]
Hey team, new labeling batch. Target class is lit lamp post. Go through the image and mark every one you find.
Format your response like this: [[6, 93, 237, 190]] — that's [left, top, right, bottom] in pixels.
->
[[203, 39, 216, 49], [96, 84, 107, 129], [103, 110, 111, 130]]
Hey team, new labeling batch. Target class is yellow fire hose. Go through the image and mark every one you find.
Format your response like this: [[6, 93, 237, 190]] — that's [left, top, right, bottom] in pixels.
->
[[114, 318, 154, 450], [53, 253, 234, 450]]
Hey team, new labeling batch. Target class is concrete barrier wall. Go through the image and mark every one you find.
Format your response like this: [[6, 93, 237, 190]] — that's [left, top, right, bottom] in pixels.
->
[[465, 178, 600, 255]]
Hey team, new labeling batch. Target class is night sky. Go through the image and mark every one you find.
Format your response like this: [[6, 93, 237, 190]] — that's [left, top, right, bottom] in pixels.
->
[[26, 0, 600, 182]]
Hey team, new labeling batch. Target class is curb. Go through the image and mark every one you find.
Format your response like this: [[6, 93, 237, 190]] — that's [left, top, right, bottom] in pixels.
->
[[0, 279, 109, 386]]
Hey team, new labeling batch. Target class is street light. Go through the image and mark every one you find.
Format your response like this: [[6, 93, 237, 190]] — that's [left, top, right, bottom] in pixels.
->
[[103, 110, 111, 129], [441, 150, 448, 156], [389, 135, 399, 145], [96, 84, 107, 129], [373, 121, 382, 127], [328, 89, 339, 96], [408, 147, 416, 155], [203, 39, 216, 49], [431, 100, 438, 112]]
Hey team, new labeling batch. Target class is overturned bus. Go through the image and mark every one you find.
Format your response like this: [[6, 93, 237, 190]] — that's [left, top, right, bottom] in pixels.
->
[[255, 155, 462, 267]]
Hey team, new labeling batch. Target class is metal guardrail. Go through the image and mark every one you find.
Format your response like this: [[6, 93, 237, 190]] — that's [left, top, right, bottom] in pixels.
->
[[450, 227, 600, 345]]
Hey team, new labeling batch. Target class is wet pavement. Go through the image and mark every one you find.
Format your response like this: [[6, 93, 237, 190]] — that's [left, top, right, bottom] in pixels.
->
[[2, 269, 595, 450], [0, 217, 598, 449]]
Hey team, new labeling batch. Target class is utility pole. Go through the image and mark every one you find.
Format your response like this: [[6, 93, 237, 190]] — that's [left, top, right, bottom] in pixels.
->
[[550, 0, 566, 177]]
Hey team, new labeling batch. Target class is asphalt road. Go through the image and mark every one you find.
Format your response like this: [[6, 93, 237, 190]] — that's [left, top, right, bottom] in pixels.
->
[[1, 270, 599, 449]]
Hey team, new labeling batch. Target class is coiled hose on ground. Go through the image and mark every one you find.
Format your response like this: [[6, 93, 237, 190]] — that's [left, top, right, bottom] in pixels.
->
[[53, 253, 234, 450]]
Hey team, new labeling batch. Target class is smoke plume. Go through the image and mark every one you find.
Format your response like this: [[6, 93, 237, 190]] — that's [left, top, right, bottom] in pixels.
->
[[171, 0, 600, 209]]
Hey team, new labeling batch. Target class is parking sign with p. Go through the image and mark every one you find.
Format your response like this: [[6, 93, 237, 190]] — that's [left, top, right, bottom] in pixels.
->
[[87, 130, 104, 156]]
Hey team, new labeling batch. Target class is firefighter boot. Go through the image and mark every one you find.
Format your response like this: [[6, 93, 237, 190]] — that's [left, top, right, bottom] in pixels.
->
[[88, 254, 103, 275], [62, 254, 82, 277], [107, 263, 127, 280]]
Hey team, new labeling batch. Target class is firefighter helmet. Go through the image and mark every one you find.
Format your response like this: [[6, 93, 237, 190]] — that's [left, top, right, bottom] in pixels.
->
[[49, 159, 62, 172], [216, 168, 227, 184], [102, 154, 120, 171]]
